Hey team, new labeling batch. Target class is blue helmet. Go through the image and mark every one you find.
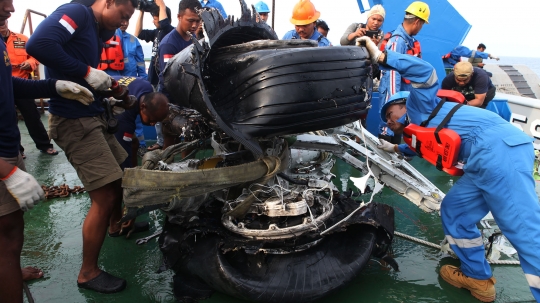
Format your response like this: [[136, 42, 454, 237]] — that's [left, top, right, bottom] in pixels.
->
[[254, 1, 270, 13], [380, 91, 410, 122]]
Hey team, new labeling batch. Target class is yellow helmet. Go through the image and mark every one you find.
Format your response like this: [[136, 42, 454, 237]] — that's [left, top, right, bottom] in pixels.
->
[[290, 0, 321, 26], [405, 1, 430, 23]]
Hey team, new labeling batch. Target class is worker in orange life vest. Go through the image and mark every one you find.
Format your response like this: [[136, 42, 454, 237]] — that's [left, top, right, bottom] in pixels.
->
[[98, 32, 124, 76], [361, 35, 540, 303], [378, 1, 428, 144]]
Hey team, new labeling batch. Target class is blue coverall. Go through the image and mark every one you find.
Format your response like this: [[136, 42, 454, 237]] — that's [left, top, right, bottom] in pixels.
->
[[382, 50, 540, 301], [378, 24, 418, 137], [199, 0, 227, 19], [282, 29, 331, 47], [118, 28, 147, 80], [443, 45, 490, 68]]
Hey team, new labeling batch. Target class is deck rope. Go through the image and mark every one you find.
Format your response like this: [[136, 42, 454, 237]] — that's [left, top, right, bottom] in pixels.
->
[[394, 231, 520, 265]]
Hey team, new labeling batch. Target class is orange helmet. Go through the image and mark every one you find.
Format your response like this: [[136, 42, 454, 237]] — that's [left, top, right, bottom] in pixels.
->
[[290, 0, 320, 26]]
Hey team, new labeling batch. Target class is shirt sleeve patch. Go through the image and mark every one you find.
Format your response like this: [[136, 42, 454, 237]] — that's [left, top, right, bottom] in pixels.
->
[[59, 14, 78, 34], [163, 54, 173, 63]]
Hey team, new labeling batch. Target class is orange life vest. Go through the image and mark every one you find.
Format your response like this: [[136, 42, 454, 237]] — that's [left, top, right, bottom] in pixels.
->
[[402, 90, 465, 176], [98, 35, 124, 71], [379, 32, 421, 84], [5, 31, 39, 79], [379, 32, 421, 58]]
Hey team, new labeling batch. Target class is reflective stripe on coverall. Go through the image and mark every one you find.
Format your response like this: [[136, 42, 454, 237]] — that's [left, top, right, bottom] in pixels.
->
[[382, 49, 540, 301]]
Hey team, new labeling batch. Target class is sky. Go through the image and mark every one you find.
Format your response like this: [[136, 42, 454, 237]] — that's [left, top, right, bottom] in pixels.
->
[[8, 0, 540, 58]]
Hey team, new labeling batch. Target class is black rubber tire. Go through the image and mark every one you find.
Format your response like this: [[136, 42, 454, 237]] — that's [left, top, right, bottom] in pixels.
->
[[174, 225, 377, 303], [204, 43, 371, 138]]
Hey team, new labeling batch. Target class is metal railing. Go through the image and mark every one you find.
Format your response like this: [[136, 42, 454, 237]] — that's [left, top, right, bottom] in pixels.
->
[[20, 9, 48, 112]]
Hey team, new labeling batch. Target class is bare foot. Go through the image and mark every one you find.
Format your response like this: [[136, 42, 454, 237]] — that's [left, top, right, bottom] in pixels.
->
[[22, 266, 44, 281]]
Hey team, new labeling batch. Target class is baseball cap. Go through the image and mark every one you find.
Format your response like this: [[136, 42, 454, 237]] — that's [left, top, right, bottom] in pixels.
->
[[454, 61, 473, 80]]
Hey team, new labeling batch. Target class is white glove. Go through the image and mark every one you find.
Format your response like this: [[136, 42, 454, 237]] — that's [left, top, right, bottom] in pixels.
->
[[107, 98, 126, 115], [489, 54, 500, 61], [55, 80, 94, 105], [113, 106, 125, 115], [84, 67, 112, 91], [377, 139, 396, 153], [356, 36, 382, 64], [2, 167, 44, 211]]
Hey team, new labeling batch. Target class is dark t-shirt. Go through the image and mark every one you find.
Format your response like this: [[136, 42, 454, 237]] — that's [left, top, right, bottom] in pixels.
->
[[137, 18, 174, 85], [27, 3, 104, 118], [441, 67, 494, 100], [112, 76, 154, 134]]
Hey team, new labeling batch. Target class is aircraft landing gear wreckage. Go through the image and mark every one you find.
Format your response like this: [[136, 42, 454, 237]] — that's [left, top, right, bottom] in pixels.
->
[[120, 1, 445, 302]]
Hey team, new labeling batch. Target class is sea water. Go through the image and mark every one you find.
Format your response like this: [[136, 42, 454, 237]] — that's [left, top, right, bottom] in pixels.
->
[[493, 56, 540, 77]]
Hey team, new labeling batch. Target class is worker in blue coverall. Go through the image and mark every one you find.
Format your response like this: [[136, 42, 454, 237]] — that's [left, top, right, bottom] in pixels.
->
[[111, 76, 168, 169], [378, 1, 429, 144], [254, 1, 270, 23], [199, 0, 227, 19], [282, 0, 331, 47], [118, 22, 147, 79], [442, 45, 499, 69], [360, 35, 540, 302]]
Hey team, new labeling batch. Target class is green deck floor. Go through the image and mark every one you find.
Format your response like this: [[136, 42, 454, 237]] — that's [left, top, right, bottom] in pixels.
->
[[18, 114, 535, 302]]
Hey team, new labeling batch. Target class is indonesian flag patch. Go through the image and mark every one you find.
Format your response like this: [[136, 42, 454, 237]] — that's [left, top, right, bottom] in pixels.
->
[[59, 14, 78, 34], [163, 54, 173, 63], [123, 133, 133, 142]]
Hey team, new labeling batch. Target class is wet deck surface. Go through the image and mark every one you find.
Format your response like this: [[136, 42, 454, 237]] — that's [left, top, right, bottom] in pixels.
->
[[19, 114, 535, 302]]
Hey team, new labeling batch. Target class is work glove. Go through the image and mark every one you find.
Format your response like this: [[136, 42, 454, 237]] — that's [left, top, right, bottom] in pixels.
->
[[55, 80, 94, 105], [84, 67, 112, 91], [107, 98, 126, 115], [1, 167, 44, 211], [356, 36, 382, 64], [121, 95, 137, 110], [489, 54, 500, 61], [377, 138, 396, 153]]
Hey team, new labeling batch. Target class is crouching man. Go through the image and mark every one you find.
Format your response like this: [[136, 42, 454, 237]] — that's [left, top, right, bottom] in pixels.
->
[[360, 35, 540, 303], [111, 76, 169, 169]]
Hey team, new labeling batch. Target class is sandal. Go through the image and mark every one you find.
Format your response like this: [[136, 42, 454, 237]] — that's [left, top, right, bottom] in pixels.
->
[[77, 271, 126, 294], [40, 148, 59, 156], [147, 143, 162, 151]]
